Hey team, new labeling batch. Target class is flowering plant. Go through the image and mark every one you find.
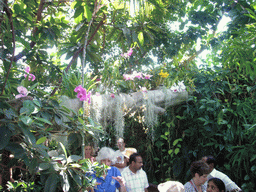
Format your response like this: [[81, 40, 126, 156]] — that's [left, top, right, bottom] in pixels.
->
[[119, 71, 152, 93], [74, 85, 91, 103], [15, 86, 28, 99], [170, 81, 186, 92], [24, 66, 36, 81], [121, 48, 133, 58]]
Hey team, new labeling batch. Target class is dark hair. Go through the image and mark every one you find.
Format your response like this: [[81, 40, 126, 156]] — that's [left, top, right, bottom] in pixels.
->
[[204, 155, 216, 167], [208, 178, 226, 192], [190, 160, 210, 177], [129, 153, 141, 164]]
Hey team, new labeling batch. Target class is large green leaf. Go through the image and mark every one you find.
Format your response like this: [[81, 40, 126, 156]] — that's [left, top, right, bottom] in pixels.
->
[[18, 122, 36, 145], [19, 116, 33, 125], [60, 170, 70, 192], [20, 100, 35, 115], [33, 116, 53, 125], [36, 136, 47, 145], [44, 173, 59, 192], [0, 125, 11, 150]]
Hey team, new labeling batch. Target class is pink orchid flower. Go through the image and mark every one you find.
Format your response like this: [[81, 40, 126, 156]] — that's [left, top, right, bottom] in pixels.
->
[[110, 93, 115, 98], [74, 85, 84, 93], [28, 74, 36, 81], [143, 74, 152, 79], [15, 86, 28, 99]]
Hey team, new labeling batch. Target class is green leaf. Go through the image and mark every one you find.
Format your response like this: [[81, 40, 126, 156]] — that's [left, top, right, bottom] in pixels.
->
[[20, 116, 33, 126], [33, 117, 53, 125], [44, 174, 59, 192], [251, 165, 256, 172], [244, 175, 250, 181], [5, 143, 26, 159], [55, 115, 62, 125], [174, 148, 180, 155], [19, 122, 36, 145], [168, 149, 173, 154], [0, 126, 11, 150], [173, 138, 182, 146], [39, 163, 50, 171], [84, 5, 92, 21], [138, 31, 144, 45], [13, 4, 21, 14], [60, 170, 70, 192], [20, 100, 35, 115], [67, 155, 82, 164], [59, 142, 68, 160], [36, 137, 47, 145]]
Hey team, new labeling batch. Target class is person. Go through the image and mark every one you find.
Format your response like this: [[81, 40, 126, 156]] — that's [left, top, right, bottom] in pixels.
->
[[84, 144, 96, 163], [202, 156, 241, 192], [158, 181, 185, 192], [88, 147, 127, 192], [207, 178, 225, 192], [121, 153, 149, 192], [114, 138, 137, 173], [184, 160, 211, 192]]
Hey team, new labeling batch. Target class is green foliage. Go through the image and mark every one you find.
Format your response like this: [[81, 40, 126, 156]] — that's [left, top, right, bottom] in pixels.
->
[[1, 0, 256, 191], [6, 180, 42, 192]]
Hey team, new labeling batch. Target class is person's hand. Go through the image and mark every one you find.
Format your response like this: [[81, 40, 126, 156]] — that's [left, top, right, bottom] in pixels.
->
[[112, 176, 126, 187]]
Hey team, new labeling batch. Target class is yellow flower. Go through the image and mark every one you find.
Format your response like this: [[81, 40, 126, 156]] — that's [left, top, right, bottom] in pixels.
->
[[158, 70, 169, 78]]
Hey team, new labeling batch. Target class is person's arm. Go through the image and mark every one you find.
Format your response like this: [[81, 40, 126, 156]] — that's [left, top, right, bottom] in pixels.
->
[[112, 176, 127, 192], [144, 188, 148, 192]]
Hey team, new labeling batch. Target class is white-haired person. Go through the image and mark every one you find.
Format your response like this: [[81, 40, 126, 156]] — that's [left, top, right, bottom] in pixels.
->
[[158, 181, 185, 192], [89, 147, 127, 192]]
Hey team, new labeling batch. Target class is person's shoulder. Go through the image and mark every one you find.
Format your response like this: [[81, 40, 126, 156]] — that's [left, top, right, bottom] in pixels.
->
[[184, 180, 193, 188], [184, 181, 195, 192], [138, 168, 147, 175], [214, 168, 229, 178], [109, 166, 121, 176], [111, 166, 120, 172], [121, 167, 130, 175]]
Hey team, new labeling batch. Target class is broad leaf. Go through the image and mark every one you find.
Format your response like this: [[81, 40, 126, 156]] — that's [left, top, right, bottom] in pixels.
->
[[0, 125, 11, 150], [44, 174, 59, 192]]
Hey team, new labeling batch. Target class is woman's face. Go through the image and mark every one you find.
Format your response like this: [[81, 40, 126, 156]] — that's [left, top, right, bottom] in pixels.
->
[[207, 180, 220, 192], [101, 158, 112, 166], [84, 146, 92, 155], [195, 173, 208, 185]]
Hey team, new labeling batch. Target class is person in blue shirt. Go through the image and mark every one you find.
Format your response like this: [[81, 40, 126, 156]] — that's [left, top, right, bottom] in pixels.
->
[[89, 147, 127, 192]]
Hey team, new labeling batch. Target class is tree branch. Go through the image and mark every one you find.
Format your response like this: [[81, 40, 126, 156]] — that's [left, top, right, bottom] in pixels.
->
[[50, 15, 106, 96], [1, 0, 15, 96], [13, 0, 46, 62]]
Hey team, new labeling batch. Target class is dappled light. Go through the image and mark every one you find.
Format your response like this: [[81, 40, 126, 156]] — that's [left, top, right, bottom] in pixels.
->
[[0, 0, 256, 191]]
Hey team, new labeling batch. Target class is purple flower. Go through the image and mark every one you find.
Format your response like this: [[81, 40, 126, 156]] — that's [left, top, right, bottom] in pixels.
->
[[24, 66, 36, 81], [25, 66, 30, 73], [17, 86, 28, 95], [74, 85, 83, 93], [74, 85, 91, 104], [143, 74, 152, 79], [133, 72, 144, 79], [28, 74, 36, 81], [127, 48, 133, 56], [110, 93, 115, 98], [121, 48, 133, 58], [15, 86, 28, 99], [123, 74, 134, 81]]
